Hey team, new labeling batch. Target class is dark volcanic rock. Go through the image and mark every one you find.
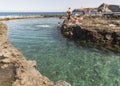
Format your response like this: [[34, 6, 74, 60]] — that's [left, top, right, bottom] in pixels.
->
[[60, 16, 120, 52]]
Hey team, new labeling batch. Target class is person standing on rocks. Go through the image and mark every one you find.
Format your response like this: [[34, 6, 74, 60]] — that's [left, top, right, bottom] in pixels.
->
[[67, 7, 72, 21]]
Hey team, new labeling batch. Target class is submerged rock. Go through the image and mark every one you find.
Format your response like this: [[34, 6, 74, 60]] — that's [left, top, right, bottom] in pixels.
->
[[54, 80, 71, 86]]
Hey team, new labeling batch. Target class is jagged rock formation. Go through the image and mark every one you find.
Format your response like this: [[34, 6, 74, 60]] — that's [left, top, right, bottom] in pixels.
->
[[98, 3, 120, 12], [60, 16, 120, 52], [0, 22, 71, 86], [73, 3, 120, 13]]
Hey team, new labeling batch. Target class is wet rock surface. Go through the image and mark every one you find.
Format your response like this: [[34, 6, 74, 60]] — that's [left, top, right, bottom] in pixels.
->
[[60, 15, 120, 52], [0, 63, 15, 86]]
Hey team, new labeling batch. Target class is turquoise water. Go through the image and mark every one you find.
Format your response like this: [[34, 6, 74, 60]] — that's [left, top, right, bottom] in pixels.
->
[[4, 18, 120, 86]]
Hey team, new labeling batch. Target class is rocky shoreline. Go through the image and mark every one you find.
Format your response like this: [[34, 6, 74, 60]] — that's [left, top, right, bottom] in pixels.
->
[[0, 15, 64, 21], [0, 22, 71, 86], [59, 15, 120, 52]]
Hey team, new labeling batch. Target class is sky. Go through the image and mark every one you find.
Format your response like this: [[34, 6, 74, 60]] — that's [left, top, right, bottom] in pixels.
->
[[0, 0, 119, 12]]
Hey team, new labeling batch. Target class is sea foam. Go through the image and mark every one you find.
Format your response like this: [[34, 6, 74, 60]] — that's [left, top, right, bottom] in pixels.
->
[[35, 24, 50, 28]]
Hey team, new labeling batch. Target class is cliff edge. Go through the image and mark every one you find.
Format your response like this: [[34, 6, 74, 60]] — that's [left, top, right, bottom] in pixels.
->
[[0, 22, 71, 86], [59, 15, 120, 52]]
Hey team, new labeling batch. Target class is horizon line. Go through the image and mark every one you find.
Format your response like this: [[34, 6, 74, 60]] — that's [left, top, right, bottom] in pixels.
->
[[0, 11, 66, 12]]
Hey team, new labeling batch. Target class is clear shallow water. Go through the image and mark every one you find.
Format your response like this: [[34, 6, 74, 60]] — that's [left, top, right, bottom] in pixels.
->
[[3, 18, 120, 86]]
